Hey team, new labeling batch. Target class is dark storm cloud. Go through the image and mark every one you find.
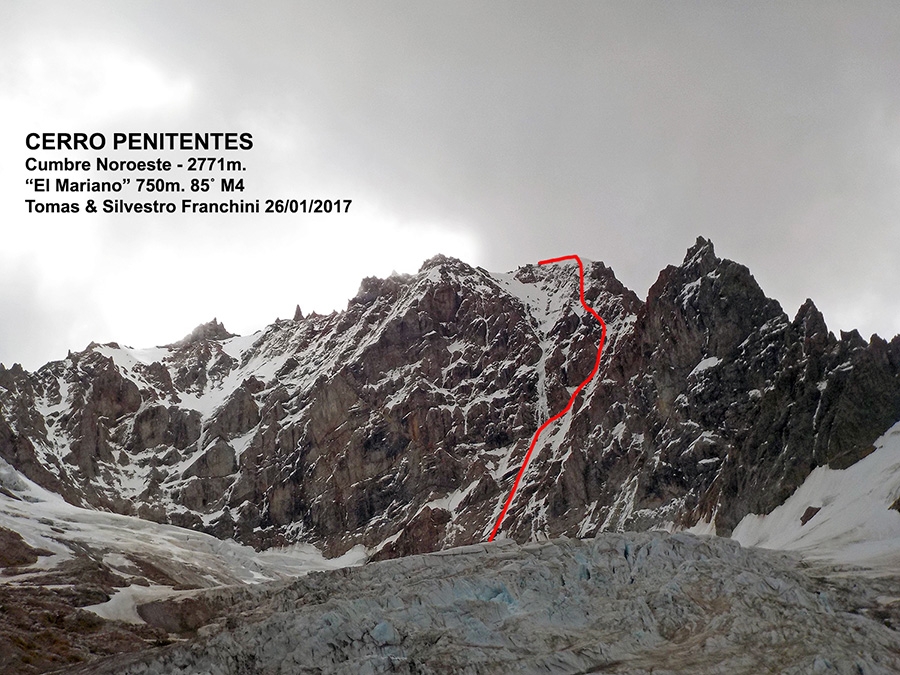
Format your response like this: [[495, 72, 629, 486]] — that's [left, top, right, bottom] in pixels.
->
[[4, 1, 900, 369], [129, 1, 900, 330]]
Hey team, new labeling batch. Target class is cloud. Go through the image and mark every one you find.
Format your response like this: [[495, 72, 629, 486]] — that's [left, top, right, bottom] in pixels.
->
[[7, 42, 192, 125], [2, 1, 900, 370], [0, 259, 105, 368]]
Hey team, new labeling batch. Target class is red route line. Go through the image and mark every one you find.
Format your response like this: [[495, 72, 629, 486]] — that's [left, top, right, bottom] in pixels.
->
[[487, 254, 608, 542]]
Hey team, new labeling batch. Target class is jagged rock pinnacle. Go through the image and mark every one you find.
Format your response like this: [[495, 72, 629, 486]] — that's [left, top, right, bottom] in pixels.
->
[[682, 236, 718, 271], [178, 318, 235, 344]]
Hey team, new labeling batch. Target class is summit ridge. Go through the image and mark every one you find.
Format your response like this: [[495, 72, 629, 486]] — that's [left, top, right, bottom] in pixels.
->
[[0, 240, 899, 559]]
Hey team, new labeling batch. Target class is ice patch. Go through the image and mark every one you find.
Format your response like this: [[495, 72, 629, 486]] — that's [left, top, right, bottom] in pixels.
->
[[690, 356, 721, 377], [733, 421, 900, 571], [85, 585, 186, 624], [685, 517, 717, 536]]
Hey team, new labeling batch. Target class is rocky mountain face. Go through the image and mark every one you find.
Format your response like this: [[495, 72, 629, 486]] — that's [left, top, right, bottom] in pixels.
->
[[1, 238, 899, 558]]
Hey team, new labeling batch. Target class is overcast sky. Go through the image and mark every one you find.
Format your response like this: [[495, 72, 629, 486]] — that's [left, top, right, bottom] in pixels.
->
[[2, 1, 900, 370]]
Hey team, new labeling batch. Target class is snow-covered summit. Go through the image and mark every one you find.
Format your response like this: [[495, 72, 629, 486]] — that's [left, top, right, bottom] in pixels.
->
[[0, 241, 898, 562]]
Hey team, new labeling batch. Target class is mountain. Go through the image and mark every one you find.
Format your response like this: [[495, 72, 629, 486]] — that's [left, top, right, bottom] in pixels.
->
[[4, 237, 900, 673], [2, 237, 900, 562]]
